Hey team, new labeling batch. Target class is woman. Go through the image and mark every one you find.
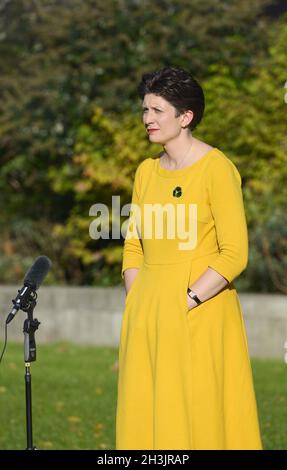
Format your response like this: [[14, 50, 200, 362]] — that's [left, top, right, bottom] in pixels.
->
[[116, 66, 263, 450]]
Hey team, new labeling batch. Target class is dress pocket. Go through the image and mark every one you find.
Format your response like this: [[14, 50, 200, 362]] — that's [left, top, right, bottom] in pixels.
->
[[181, 284, 190, 314]]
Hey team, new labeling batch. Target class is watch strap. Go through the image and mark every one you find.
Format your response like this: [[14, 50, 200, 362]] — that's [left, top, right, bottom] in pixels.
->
[[187, 288, 202, 305]]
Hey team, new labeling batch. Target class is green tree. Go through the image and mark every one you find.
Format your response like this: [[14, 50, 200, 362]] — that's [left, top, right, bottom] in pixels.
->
[[0, 0, 285, 288], [0, 0, 275, 219]]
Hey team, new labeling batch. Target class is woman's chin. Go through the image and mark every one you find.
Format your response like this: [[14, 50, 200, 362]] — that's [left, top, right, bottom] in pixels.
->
[[148, 135, 164, 144]]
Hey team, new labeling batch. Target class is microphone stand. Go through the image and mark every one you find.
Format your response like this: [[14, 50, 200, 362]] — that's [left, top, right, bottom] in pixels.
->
[[22, 291, 40, 450]]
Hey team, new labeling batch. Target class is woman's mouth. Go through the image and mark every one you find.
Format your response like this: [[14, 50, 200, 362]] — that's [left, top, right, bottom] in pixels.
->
[[147, 129, 159, 133]]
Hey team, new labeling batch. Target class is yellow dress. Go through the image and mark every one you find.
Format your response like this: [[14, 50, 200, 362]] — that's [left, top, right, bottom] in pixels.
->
[[116, 148, 263, 450]]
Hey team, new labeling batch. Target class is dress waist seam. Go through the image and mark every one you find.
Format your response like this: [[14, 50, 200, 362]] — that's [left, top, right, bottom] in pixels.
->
[[143, 250, 219, 266]]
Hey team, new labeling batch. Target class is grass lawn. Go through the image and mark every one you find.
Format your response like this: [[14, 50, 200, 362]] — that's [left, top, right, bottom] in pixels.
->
[[0, 342, 286, 450]]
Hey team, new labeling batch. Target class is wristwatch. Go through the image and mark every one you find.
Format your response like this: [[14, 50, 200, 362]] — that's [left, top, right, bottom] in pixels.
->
[[187, 288, 202, 305]]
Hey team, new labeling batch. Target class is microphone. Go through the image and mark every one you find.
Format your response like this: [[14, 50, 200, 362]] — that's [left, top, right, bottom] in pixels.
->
[[6, 256, 52, 325]]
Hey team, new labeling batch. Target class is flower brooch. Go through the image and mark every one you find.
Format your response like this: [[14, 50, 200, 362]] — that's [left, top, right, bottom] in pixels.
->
[[172, 186, 182, 198]]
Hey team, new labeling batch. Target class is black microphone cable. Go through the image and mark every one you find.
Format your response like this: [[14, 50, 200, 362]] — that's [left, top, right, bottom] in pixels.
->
[[0, 320, 8, 366]]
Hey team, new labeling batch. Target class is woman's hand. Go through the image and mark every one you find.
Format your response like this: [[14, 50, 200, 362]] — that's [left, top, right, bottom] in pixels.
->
[[124, 268, 139, 295]]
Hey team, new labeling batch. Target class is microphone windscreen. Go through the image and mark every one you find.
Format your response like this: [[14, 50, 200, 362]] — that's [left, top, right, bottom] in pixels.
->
[[24, 256, 52, 289]]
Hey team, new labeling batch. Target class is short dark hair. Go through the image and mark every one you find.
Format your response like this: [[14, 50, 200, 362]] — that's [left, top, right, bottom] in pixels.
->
[[137, 66, 205, 131]]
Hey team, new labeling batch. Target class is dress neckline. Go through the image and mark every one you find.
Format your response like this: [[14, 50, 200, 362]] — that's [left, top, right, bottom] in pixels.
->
[[156, 147, 218, 178]]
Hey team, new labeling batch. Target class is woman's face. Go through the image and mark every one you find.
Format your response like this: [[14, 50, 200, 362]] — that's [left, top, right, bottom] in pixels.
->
[[142, 93, 193, 144]]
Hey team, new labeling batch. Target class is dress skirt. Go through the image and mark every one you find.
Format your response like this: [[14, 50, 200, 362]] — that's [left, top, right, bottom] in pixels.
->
[[116, 252, 263, 450]]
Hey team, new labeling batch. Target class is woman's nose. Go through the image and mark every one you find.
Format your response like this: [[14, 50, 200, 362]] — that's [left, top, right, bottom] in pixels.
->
[[143, 110, 157, 122], [144, 115, 157, 126]]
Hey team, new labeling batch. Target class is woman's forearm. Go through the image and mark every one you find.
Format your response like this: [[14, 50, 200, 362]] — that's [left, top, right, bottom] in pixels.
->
[[187, 266, 228, 309]]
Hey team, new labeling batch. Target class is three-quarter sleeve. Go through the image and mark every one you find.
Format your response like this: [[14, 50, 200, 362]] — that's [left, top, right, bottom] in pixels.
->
[[121, 163, 144, 280], [206, 155, 248, 284]]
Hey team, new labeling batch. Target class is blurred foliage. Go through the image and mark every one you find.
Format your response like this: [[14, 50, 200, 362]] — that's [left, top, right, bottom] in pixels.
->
[[48, 106, 160, 284], [0, 0, 286, 290], [200, 18, 287, 292]]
